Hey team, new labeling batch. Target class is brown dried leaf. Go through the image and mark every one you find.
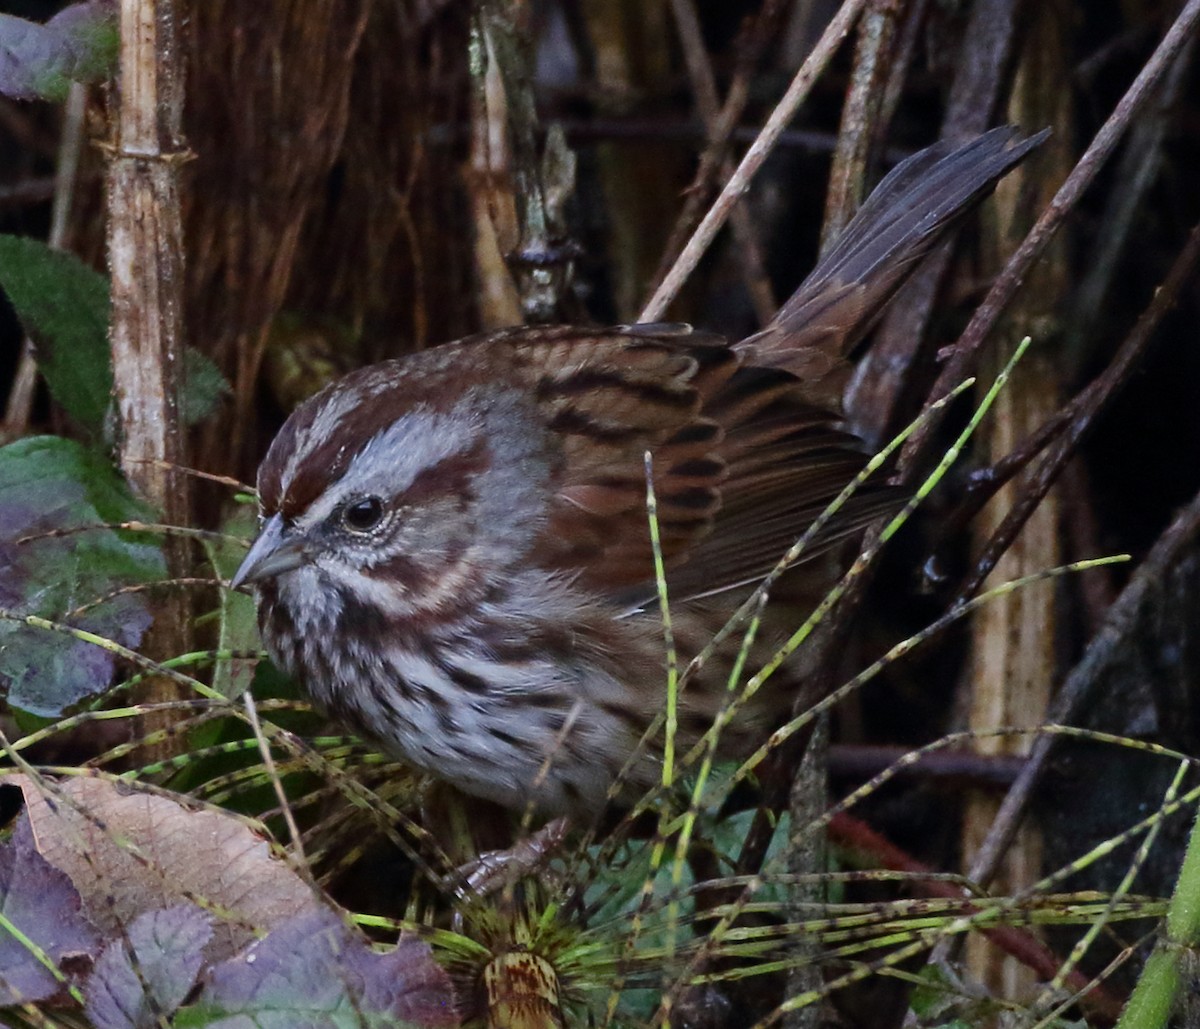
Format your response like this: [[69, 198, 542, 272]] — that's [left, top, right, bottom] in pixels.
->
[[11, 773, 324, 964]]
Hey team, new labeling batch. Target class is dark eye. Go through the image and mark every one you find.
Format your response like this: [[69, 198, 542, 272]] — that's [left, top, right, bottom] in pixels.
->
[[342, 496, 385, 533]]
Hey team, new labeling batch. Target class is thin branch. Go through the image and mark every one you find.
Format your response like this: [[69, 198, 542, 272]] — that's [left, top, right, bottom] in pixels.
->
[[897, 0, 1200, 477], [827, 812, 1126, 1022], [821, 0, 903, 251], [667, 0, 777, 323], [928, 220, 1200, 595], [844, 0, 1024, 444], [960, 221, 1200, 888], [640, 0, 869, 322], [0, 176, 56, 207], [1063, 22, 1196, 377], [475, 0, 578, 323]]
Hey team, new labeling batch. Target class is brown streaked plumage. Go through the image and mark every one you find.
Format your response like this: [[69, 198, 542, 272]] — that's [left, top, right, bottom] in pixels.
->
[[232, 127, 1047, 815]]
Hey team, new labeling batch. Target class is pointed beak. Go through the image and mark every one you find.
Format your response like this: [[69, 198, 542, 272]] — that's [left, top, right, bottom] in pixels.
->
[[230, 514, 308, 590]]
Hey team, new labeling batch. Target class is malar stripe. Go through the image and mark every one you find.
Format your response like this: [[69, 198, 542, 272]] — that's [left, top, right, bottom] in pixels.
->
[[336, 592, 392, 638]]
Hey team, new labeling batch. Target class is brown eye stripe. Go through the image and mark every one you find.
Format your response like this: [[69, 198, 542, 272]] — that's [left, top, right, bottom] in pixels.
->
[[261, 355, 507, 521], [401, 442, 489, 505]]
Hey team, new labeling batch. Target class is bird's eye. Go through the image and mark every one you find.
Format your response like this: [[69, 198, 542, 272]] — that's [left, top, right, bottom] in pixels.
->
[[342, 496, 385, 533]]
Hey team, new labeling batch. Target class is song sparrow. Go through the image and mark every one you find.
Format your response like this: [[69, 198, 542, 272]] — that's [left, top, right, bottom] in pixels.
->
[[233, 128, 1045, 815]]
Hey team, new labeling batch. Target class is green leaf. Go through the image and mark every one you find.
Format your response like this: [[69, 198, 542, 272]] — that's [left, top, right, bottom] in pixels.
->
[[0, 235, 111, 436], [0, 235, 231, 434], [0, 436, 166, 716]]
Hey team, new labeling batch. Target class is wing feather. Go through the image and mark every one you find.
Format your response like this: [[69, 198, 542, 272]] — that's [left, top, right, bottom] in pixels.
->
[[494, 325, 887, 599]]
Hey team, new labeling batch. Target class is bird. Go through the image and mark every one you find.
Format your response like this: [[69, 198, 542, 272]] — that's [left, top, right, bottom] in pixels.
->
[[232, 127, 1047, 817]]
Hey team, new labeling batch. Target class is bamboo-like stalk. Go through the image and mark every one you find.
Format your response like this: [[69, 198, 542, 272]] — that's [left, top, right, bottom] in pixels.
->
[[106, 0, 191, 733], [961, 1, 1072, 998]]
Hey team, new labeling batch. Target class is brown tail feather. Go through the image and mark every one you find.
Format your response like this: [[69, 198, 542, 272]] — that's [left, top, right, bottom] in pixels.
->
[[737, 127, 1049, 391]]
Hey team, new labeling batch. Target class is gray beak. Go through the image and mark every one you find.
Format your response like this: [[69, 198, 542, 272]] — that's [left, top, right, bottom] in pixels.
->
[[230, 514, 308, 589]]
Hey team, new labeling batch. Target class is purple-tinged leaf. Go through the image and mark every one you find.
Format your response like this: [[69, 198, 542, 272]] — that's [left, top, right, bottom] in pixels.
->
[[85, 904, 213, 1029], [13, 774, 325, 966], [0, 2, 117, 102], [356, 935, 459, 1028], [177, 909, 458, 1028], [0, 437, 166, 716], [0, 816, 99, 1006]]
